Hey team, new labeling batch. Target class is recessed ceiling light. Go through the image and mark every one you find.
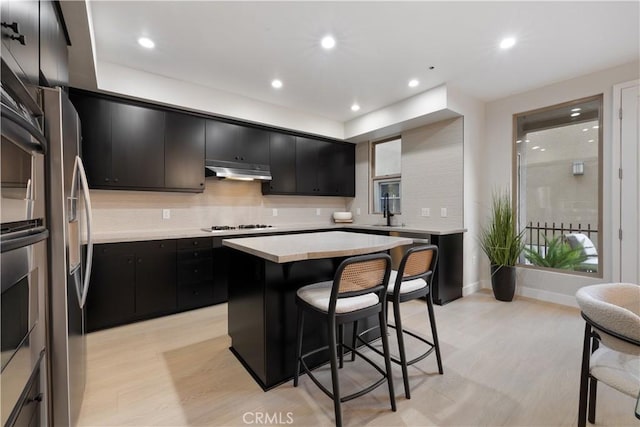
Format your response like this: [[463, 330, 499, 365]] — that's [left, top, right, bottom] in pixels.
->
[[582, 128, 589, 132], [588, 139, 595, 143], [138, 37, 155, 49], [499, 37, 516, 50], [516, 140, 522, 143], [408, 79, 419, 88], [525, 139, 530, 143], [571, 108, 582, 112], [532, 146, 540, 150], [540, 148, 546, 152], [592, 125, 599, 129], [321, 35, 336, 50], [271, 79, 283, 89], [571, 112, 581, 117], [351, 103, 360, 112]]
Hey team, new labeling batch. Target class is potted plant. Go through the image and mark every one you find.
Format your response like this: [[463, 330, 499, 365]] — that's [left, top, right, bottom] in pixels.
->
[[479, 190, 525, 301]]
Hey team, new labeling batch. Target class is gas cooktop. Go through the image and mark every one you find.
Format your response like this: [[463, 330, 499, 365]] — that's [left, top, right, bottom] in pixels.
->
[[202, 224, 274, 233]]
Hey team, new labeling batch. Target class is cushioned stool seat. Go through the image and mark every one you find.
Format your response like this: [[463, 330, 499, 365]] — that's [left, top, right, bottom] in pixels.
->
[[576, 282, 640, 427], [387, 270, 427, 294], [297, 281, 379, 313]]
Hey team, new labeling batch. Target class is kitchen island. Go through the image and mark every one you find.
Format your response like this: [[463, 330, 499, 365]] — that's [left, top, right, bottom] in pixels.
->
[[223, 231, 412, 390]]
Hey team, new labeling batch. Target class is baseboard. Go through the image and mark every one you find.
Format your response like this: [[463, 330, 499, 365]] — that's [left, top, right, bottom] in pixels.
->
[[478, 280, 578, 308], [462, 281, 481, 296], [517, 286, 579, 308]]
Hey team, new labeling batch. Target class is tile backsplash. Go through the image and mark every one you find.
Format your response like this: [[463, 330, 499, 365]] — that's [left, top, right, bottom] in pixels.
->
[[90, 179, 349, 232]]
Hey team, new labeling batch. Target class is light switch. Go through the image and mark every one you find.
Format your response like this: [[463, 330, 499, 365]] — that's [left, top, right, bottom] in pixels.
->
[[272, 208, 278, 217], [356, 208, 361, 215], [316, 208, 321, 216], [421, 208, 430, 217], [440, 207, 447, 217], [162, 209, 170, 219]]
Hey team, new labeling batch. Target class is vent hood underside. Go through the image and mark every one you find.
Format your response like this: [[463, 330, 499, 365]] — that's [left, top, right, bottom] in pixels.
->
[[205, 159, 272, 181]]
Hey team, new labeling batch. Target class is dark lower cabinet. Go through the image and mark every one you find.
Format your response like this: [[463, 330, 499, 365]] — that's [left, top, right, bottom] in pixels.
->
[[86, 243, 136, 331], [87, 238, 227, 331], [87, 240, 177, 331], [135, 240, 177, 317]]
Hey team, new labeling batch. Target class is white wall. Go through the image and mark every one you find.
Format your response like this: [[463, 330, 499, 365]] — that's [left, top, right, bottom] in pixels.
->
[[482, 60, 639, 306], [95, 61, 345, 139]]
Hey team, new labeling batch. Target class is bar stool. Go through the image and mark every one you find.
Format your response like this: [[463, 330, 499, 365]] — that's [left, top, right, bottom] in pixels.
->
[[293, 253, 396, 427], [353, 245, 443, 399]]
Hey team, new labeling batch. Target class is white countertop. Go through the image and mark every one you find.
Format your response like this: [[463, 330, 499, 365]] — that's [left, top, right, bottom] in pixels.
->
[[222, 231, 414, 263], [91, 224, 466, 244]]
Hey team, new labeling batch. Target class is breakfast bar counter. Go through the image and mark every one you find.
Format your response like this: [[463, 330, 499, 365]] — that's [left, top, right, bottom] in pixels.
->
[[223, 231, 412, 389]]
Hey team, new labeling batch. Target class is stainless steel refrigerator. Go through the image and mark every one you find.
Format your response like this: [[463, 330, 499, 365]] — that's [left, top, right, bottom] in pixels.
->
[[42, 87, 94, 426]]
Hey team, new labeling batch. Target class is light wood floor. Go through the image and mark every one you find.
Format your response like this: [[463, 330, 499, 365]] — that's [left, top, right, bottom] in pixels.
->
[[78, 291, 638, 426]]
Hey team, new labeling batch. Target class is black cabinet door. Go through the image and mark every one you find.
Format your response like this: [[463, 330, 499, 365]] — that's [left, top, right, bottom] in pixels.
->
[[111, 103, 165, 188], [205, 120, 240, 162], [134, 240, 177, 317], [295, 137, 320, 194], [264, 132, 296, 194], [317, 140, 338, 195], [324, 143, 355, 196], [339, 143, 356, 197], [39, 0, 68, 87], [86, 245, 136, 331], [237, 126, 270, 164], [70, 94, 113, 187], [1, 0, 39, 85], [165, 112, 205, 191]]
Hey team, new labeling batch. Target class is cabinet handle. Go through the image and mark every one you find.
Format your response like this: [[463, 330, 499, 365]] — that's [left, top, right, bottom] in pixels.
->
[[194, 269, 198, 273], [127, 258, 132, 264], [114, 178, 119, 183], [1, 22, 19, 34], [160, 243, 165, 248], [104, 178, 110, 182], [194, 252, 199, 257], [9, 33, 26, 45], [234, 156, 239, 160], [200, 183, 204, 186], [138, 258, 142, 263], [240, 157, 244, 161], [193, 241, 199, 246], [26, 393, 43, 404]]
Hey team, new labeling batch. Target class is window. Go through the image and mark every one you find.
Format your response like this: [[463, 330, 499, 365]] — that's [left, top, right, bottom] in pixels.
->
[[371, 138, 401, 213], [514, 95, 602, 275]]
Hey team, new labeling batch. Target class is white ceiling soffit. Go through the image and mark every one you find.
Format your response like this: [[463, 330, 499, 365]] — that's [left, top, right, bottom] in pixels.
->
[[75, 1, 638, 126]]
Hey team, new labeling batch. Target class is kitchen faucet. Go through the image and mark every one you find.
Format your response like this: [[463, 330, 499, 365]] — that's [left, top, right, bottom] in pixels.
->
[[383, 192, 394, 226]]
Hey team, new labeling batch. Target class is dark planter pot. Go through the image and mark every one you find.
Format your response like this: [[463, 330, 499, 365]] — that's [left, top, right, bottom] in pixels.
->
[[490, 265, 516, 302]]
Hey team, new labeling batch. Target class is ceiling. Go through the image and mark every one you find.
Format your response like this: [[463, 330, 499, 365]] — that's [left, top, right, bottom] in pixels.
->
[[80, 1, 638, 122]]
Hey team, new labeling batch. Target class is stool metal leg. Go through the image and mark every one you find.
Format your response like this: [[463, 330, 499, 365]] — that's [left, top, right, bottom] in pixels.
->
[[578, 322, 592, 427], [379, 311, 397, 411], [426, 292, 444, 374], [294, 306, 304, 387], [588, 338, 599, 423], [339, 324, 344, 369], [351, 320, 359, 362], [328, 318, 342, 427], [392, 298, 411, 399]]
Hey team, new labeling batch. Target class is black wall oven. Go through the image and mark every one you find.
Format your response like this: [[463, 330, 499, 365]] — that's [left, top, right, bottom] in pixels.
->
[[1, 58, 48, 427]]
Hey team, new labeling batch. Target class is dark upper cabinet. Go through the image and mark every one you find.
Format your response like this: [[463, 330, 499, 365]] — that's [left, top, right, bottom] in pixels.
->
[[1, 0, 39, 85], [111, 102, 165, 189], [69, 93, 112, 187], [294, 137, 355, 196], [262, 132, 296, 194], [39, 0, 69, 87], [206, 120, 269, 165], [165, 112, 205, 191], [295, 137, 321, 194]]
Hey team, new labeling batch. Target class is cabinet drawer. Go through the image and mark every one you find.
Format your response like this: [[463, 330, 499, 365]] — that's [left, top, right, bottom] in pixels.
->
[[177, 249, 212, 261], [178, 282, 214, 310], [136, 239, 176, 253], [178, 259, 213, 283], [177, 237, 212, 250]]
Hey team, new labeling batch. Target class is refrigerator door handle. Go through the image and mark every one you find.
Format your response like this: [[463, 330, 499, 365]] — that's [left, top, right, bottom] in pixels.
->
[[75, 156, 93, 308]]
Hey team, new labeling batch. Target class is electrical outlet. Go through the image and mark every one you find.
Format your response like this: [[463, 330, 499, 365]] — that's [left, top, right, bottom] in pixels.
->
[[272, 208, 278, 217], [440, 207, 447, 217], [421, 208, 430, 217], [162, 209, 171, 220], [356, 208, 361, 215], [316, 208, 321, 216]]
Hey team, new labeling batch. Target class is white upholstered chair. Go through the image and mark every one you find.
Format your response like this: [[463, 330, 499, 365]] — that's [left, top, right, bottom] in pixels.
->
[[576, 283, 640, 426]]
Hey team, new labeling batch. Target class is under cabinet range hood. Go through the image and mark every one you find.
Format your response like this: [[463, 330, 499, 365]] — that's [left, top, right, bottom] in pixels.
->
[[205, 159, 272, 181]]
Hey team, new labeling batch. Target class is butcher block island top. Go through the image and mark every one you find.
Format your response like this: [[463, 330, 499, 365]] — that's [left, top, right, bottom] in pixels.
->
[[222, 231, 413, 263]]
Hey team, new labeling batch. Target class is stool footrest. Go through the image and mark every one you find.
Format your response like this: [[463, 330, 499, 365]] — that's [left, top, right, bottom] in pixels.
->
[[298, 343, 390, 403], [356, 325, 437, 367]]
